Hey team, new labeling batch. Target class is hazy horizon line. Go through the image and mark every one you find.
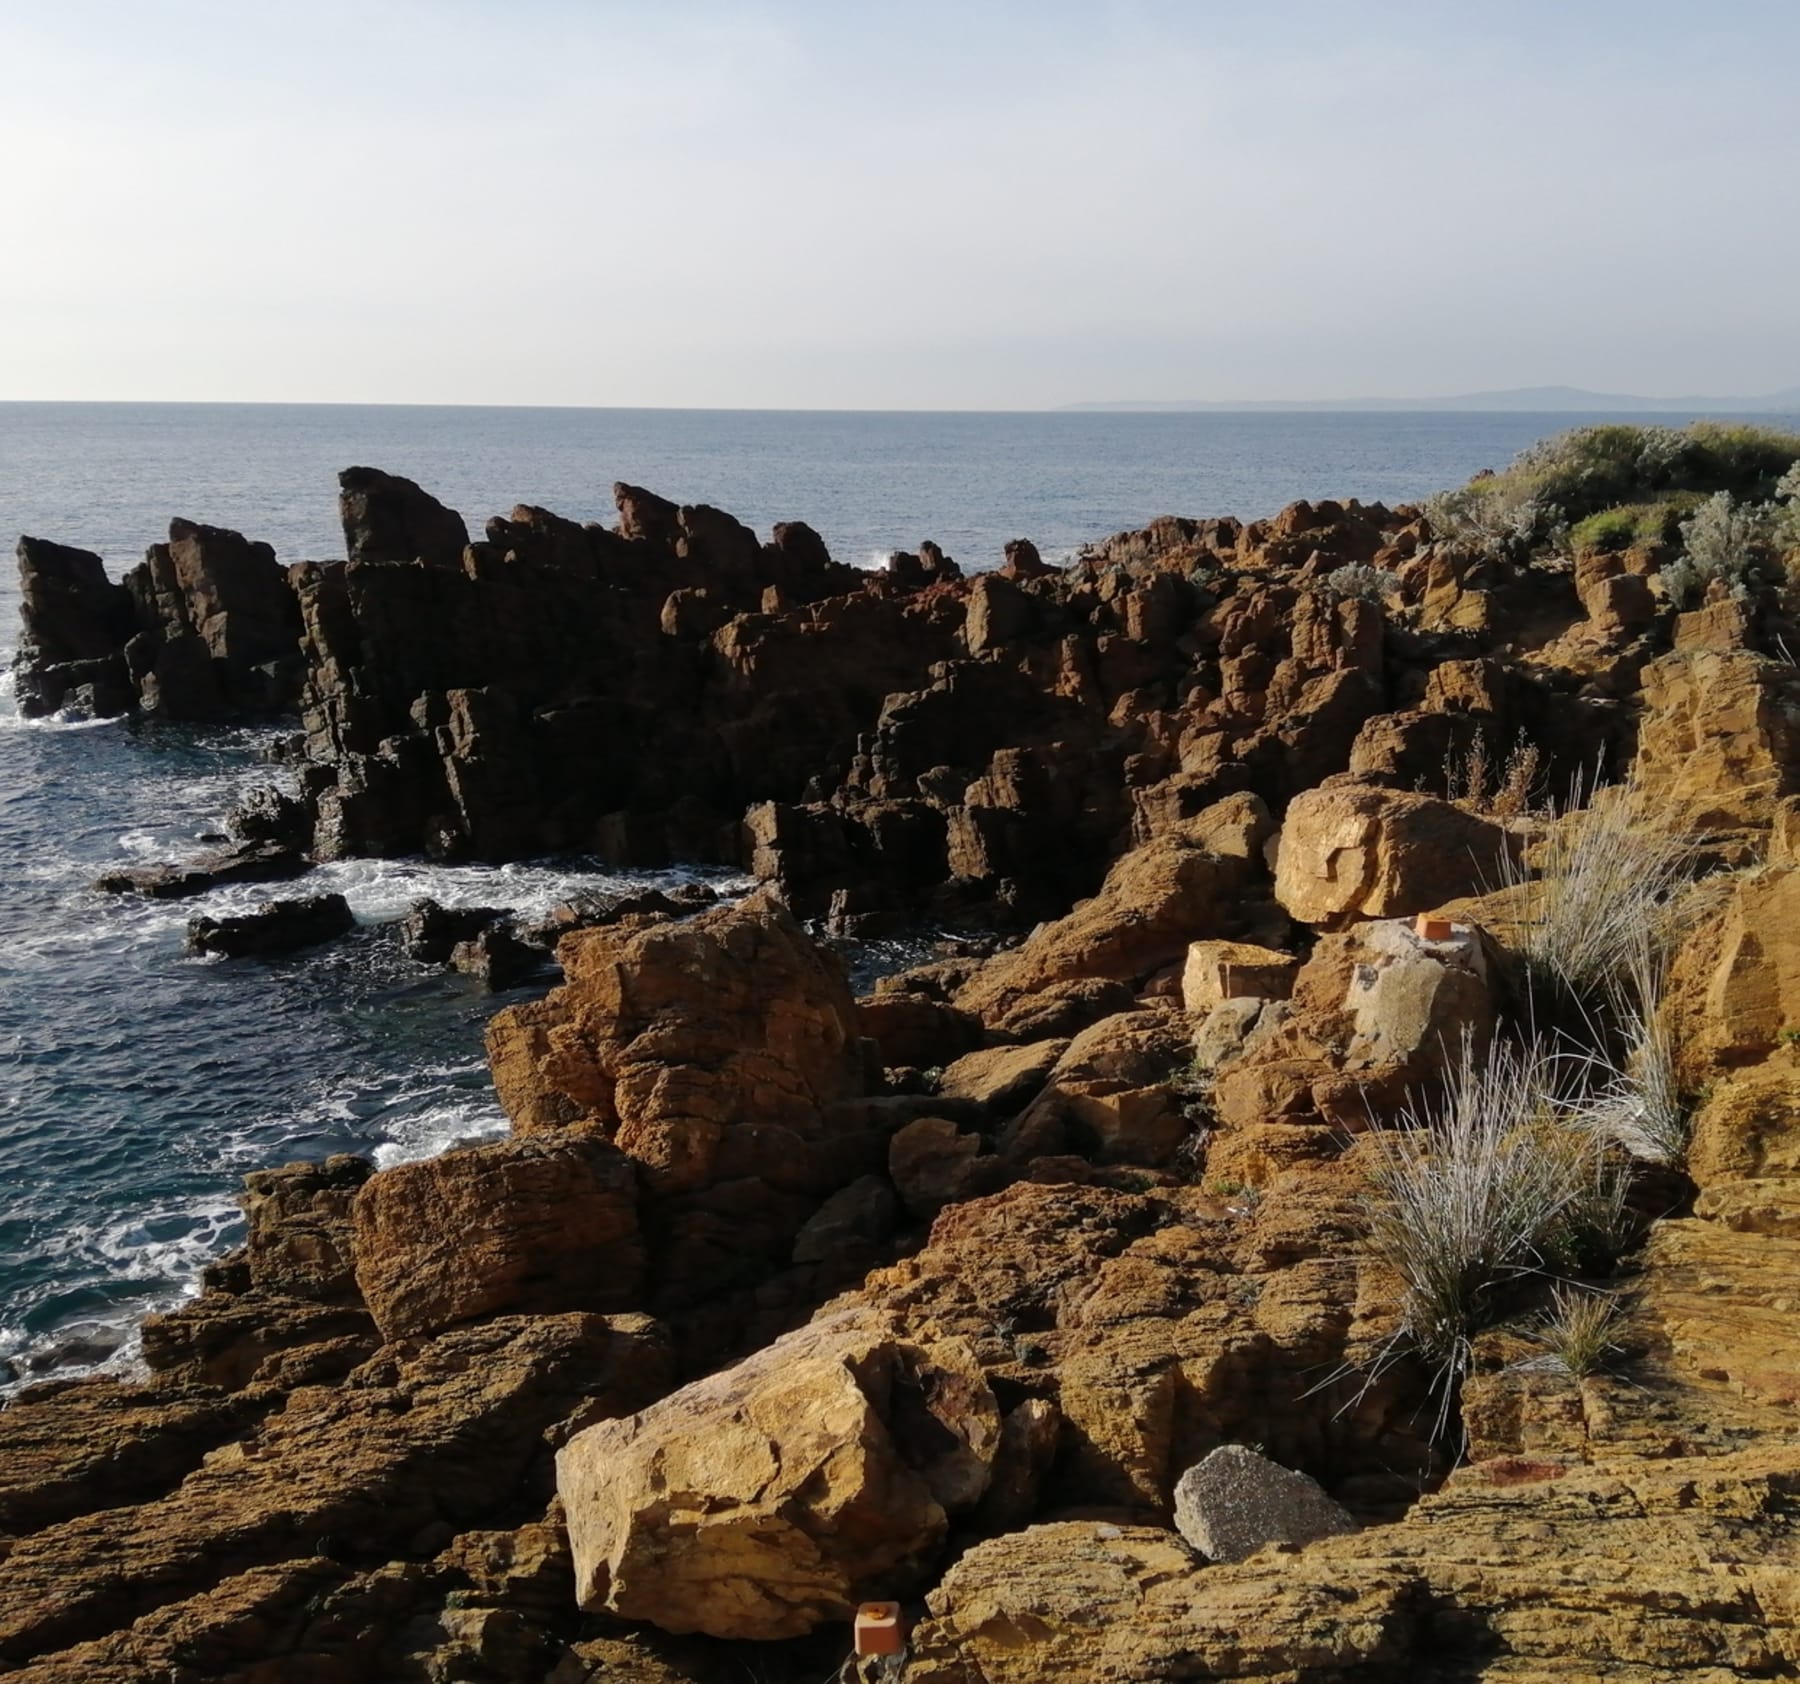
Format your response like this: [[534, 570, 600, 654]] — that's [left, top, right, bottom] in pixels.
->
[[3, 388, 1799, 418]]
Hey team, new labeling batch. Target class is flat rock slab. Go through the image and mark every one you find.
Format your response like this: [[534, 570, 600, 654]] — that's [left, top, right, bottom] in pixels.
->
[[1172, 1444, 1358, 1562]]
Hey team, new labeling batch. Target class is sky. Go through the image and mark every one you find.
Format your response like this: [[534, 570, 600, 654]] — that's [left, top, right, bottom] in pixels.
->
[[1, 0, 1797, 409]]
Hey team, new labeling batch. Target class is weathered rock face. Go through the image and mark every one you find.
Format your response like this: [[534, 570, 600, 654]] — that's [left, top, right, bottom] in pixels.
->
[[351, 1134, 646, 1340], [14, 521, 306, 721], [557, 1314, 1000, 1640], [1273, 783, 1519, 928], [824, 1173, 1441, 1523], [952, 797, 1274, 1033], [0, 1314, 671, 1679], [486, 895, 872, 1313], [241, 1154, 372, 1302], [338, 464, 471, 566]]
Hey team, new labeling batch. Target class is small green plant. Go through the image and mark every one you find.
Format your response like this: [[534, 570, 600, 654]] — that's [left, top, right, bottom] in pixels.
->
[[1529, 1284, 1626, 1379], [1569, 496, 1702, 556]]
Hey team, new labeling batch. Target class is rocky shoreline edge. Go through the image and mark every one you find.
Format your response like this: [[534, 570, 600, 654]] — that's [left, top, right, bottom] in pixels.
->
[[5, 435, 1800, 1681]]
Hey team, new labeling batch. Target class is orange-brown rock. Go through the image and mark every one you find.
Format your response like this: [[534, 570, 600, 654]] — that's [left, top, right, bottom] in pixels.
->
[[1001, 1007, 1196, 1166], [351, 1133, 645, 1340], [904, 1441, 1800, 1681], [0, 1315, 669, 1677], [1180, 938, 1298, 1013], [486, 894, 863, 1187], [952, 801, 1268, 1029], [889, 1116, 1003, 1219], [822, 1172, 1438, 1521], [1635, 648, 1800, 828], [1273, 782, 1518, 928], [557, 1313, 1000, 1641]]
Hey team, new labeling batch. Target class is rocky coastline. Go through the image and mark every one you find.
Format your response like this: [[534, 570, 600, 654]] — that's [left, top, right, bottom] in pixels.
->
[[6, 442, 1800, 1681]]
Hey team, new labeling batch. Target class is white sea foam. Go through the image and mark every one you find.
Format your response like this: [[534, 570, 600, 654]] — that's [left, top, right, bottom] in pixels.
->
[[0, 1193, 243, 1396], [371, 1093, 510, 1170]]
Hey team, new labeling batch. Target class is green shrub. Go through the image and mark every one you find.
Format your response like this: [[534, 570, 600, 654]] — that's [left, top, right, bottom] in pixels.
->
[[1569, 495, 1703, 555], [1427, 422, 1800, 555], [1664, 491, 1779, 606]]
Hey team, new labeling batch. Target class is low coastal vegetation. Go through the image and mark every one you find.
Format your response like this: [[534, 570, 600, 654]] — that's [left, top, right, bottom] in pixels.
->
[[1424, 420, 1800, 569]]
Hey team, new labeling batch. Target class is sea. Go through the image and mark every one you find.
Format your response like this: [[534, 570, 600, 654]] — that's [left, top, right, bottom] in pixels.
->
[[3, 401, 1790, 1392]]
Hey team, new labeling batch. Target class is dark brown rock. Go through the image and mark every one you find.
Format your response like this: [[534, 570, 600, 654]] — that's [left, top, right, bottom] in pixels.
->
[[185, 892, 354, 958], [337, 465, 470, 566]]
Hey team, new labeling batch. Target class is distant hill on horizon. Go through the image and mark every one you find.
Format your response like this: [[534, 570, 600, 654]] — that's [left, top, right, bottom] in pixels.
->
[[1064, 384, 1800, 415]]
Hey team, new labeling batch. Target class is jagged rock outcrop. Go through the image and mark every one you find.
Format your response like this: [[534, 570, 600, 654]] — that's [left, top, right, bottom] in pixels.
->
[[17, 465, 1800, 1682], [352, 1134, 646, 1340], [11, 536, 138, 716], [13, 520, 305, 720]]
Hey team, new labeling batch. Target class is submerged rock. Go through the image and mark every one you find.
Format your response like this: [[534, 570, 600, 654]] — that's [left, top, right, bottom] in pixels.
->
[[94, 840, 309, 899], [185, 892, 354, 958]]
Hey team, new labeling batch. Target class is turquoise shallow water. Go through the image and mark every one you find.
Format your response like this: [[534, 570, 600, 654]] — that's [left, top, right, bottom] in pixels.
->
[[3, 402, 1791, 1388]]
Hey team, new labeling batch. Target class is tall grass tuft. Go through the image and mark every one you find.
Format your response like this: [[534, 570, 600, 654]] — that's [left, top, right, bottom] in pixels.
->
[[1580, 932, 1691, 1165], [1495, 774, 1697, 1006], [1364, 1038, 1598, 1382]]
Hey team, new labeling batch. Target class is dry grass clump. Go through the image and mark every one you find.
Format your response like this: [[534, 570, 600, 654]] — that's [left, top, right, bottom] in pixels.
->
[[1495, 774, 1698, 1004], [1529, 1284, 1627, 1379], [1443, 731, 1544, 820], [1580, 933, 1690, 1165], [1364, 1037, 1627, 1384]]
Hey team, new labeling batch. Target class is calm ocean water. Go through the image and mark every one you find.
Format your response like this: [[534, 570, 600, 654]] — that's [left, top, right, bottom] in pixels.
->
[[3, 402, 1790, 1389]]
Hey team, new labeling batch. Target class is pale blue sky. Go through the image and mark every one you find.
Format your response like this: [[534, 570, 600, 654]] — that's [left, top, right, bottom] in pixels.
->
[[2, 0, 1795, 407]]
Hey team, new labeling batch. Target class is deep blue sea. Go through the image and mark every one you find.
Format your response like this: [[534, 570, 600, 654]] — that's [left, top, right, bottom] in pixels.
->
[[3, 402, 1791, 1389]]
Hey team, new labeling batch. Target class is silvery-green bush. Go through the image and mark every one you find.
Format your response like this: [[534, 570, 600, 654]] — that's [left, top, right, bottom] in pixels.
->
[[1664, 491, 1776, 606], [1322, 562, 1400, 603]]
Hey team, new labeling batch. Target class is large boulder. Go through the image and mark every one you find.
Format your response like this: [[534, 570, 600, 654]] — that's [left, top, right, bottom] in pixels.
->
[[485, 894, 863, 1187], [351, 1134, 645, 1340], [484, 895, 874, 1309], [557, 1313, 1000, 1640], [1274, 784, 1518, 928]]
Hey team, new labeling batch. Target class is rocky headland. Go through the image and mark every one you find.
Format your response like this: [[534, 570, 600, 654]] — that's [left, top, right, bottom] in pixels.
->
[[6, 426, 1800, 1680]]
